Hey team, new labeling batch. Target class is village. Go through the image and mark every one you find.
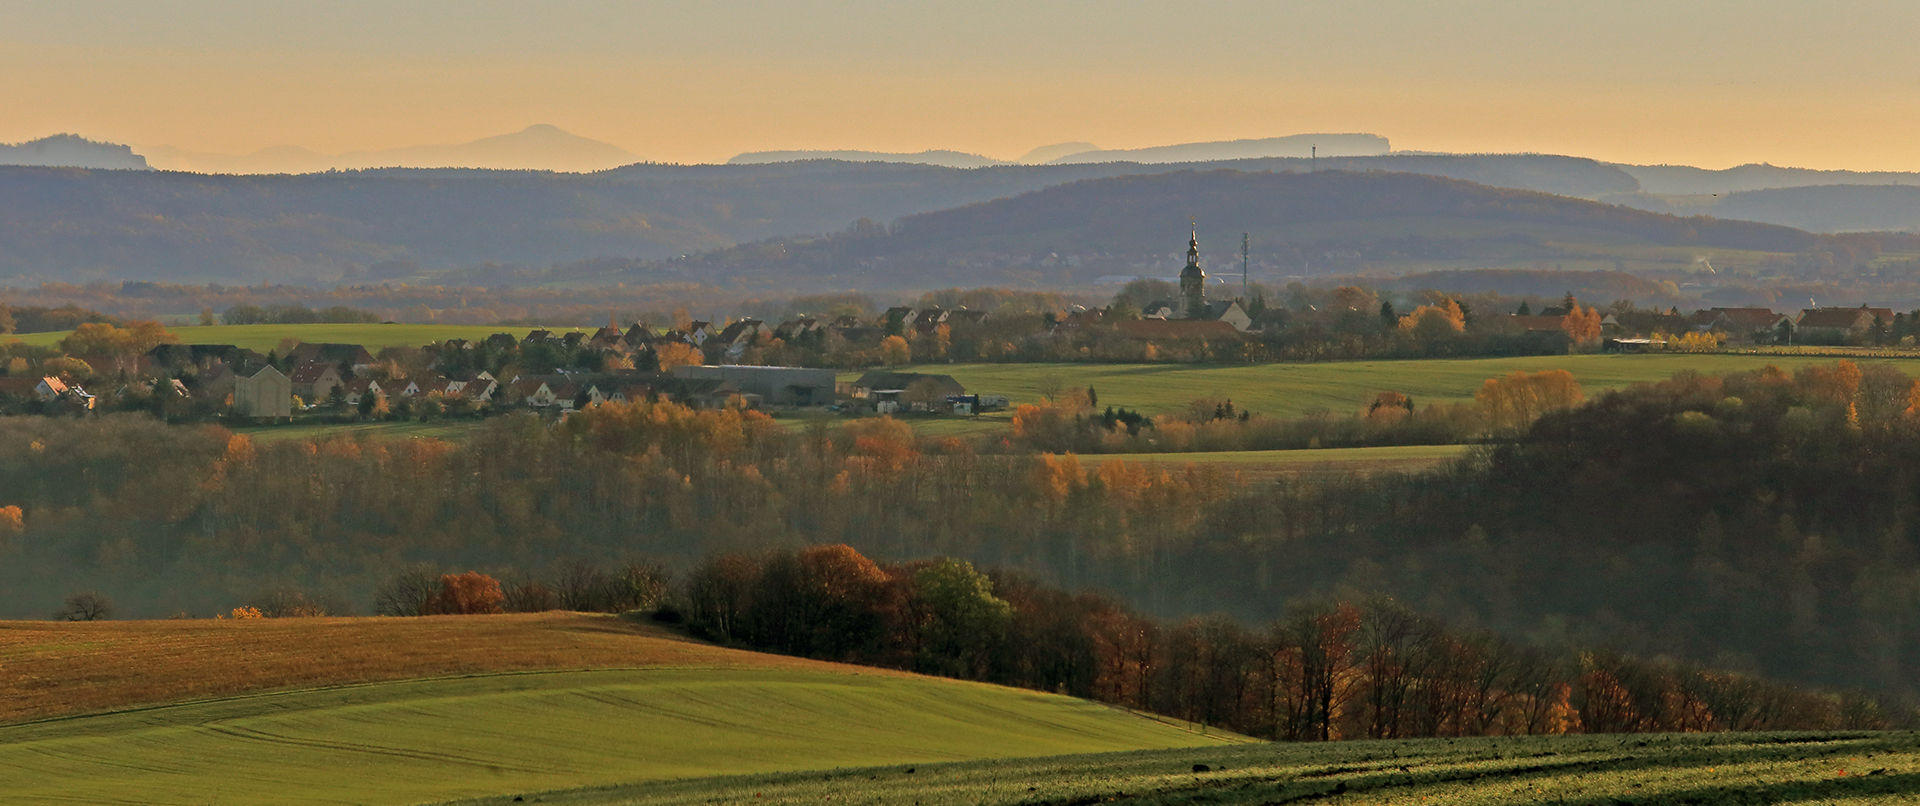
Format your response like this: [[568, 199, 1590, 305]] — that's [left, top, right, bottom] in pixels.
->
[[0, 296, 1910, 420]]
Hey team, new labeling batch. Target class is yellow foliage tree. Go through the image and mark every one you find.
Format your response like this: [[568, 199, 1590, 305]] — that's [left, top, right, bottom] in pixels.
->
[[58, 320, 179, 356], [1398, 299, 1466, 333], [656, 341, 702, 370], [880, 335, 911, 367], [1475, 369, 1585, 432], [0, 504, 22, 537]]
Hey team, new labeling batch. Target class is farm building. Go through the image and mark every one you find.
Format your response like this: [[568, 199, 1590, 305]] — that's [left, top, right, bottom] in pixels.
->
[[671, 365, 835, 407]]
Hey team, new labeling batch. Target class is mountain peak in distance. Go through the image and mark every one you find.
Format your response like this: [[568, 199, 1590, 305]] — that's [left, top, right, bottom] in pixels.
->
[[142, 125, 640, 174], [0, 133, 149, 170], [1017, 142, 1098, 164]]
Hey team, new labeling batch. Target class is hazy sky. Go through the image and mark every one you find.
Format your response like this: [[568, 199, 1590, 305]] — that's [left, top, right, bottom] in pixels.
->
[[5, 1, 1918, 169]]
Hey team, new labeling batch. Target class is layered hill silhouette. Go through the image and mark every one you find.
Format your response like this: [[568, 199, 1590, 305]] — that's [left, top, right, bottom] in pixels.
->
[[729, 133, 1391, 167], [0, 153, 1669, 285], [8, 155, 1914, 289], [142, 124, 638, 174], [636, 170, 1837, 289]]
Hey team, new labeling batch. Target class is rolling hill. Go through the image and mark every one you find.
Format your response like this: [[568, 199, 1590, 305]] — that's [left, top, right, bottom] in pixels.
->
[[662, 169, 1829, 288], [0, 613, 1236, 805]]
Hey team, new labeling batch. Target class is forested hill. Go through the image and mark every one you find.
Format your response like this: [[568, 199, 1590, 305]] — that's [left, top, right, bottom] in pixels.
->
[[656, 169, 1824, 288], [0, 154, 1638, 287]]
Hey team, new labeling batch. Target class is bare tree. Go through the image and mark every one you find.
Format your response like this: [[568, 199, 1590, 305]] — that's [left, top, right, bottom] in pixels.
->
[[374, 564, 440, 616], [54, 591, 114, 621]]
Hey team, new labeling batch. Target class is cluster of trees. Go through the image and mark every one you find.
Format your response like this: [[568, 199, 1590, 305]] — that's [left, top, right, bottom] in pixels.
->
[[0, 303, 126, 335], [8, 362, 1920, 713]]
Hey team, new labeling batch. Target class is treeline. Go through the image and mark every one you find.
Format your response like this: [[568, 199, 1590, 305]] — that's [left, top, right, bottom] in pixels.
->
[[0, 303, 124, 335], [7, 362, 1920, 707], [220, 303, 380, 325], [366, 544, 1899, 737], [670, 545, 1899, 737]]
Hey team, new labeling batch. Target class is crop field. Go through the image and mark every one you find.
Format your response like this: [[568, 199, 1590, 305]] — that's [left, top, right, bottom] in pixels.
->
[[920, 353, 1918, 420], [7, 322, 555, 352], [0, 614, 1237, 805], [441, 730, 1920, 806]]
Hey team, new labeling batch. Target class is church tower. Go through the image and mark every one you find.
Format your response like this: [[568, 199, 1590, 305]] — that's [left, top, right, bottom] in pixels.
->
[[1180, 226, 1207, 319]]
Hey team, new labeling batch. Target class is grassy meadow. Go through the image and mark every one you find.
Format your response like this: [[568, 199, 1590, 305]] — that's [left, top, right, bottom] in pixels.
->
[[7, 322, 550, 352], [914, 353, 1919, 420], [450, 731, 1920, 806], [0, 614, 1238, 806]]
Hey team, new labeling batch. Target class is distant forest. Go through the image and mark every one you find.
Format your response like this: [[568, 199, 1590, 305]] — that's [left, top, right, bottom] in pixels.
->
[[5, 361, 1920, 710]]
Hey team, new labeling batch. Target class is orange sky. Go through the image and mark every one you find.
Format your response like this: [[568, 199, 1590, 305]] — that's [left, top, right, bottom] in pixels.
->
[[5, 1, 1917, 170]]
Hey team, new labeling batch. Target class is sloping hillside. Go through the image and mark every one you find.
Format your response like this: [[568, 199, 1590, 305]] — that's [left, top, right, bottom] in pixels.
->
[[0, 613, 1236, 805]]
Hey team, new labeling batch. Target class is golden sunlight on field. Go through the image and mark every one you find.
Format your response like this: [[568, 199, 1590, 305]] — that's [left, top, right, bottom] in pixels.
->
[[0, 612, 893, 723]]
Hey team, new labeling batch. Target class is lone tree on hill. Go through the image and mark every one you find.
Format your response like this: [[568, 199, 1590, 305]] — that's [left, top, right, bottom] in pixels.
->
[[54, 591, 114, 621]]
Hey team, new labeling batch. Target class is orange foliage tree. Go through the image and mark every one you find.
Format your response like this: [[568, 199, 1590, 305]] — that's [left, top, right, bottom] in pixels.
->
[[0, 505, 23, 537], [1398, 298, 1466, 333], [423, 571, 505, 615], [655, 341, 702, 371], [1560, 305, 1603, 345]]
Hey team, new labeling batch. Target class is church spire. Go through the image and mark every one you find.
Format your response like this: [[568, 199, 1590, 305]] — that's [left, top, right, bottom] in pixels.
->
[[1180, 224, 1207, 319]]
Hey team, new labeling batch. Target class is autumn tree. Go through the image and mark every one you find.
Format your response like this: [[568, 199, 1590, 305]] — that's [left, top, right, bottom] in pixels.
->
[[656, 341, 701, 371], [57, 320, 178, 357], [423, 571, 505, 615], [880, 335, 911, 367], [0, 504, 21, 537], [1561, 305, 1603, 345], [1474, 369, 1584, 433]]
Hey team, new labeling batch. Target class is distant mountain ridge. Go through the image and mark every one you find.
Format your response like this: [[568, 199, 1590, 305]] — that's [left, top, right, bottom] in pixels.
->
[[727, 133, 1391, 168], [1046, 133, 1390, 164], [729, 149, 1007, 169], [0, 134, 148, 170], [1619, 162, 1920, 195], [142, 125, 638, 174], [651, 169, 1828, 290]]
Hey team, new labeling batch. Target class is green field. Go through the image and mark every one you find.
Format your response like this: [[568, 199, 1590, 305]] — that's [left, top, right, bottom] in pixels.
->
[[0, 667, 1237, 806], [7, 322, 558, 352], [442, 731, 1920, 806], [917, 354, 1915, 420], [1076, 445, 1473, 478]]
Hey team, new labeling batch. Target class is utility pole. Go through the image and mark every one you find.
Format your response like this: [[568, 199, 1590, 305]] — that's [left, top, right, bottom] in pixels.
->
[[1241, 233, 1249, 300]]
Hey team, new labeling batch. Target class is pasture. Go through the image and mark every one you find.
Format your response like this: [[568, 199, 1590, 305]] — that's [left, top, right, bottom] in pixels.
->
[[0, 614, 1237, 806], [442, 730, 1920, 806], [920, 353, 1911, 420]]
